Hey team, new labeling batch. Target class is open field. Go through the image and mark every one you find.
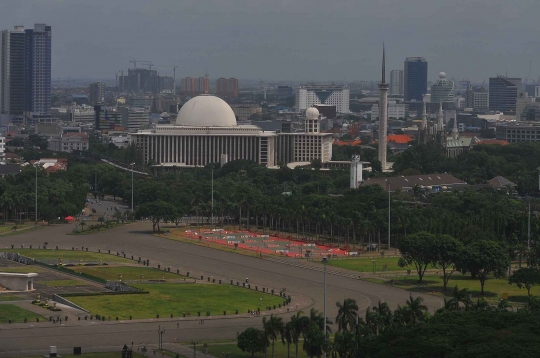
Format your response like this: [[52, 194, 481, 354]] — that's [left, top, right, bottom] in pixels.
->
[[0, 249, 133, 263], [39, 279, 86, 287], [0, 295, 20, 301], [366, 273, 540, 303], [69, 266, 187, 281], [326, 257, 405, 272], [69, 283, 286, 319], [0, 304, 42, 323], [197, 342, 309, 358]]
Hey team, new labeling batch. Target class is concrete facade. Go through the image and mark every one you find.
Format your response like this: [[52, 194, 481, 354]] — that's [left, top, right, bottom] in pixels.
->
[[0, 272, 37, 291]]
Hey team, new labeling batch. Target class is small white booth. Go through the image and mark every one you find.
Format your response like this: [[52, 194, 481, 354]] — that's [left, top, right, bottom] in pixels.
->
[[0, 272, 38, 291]]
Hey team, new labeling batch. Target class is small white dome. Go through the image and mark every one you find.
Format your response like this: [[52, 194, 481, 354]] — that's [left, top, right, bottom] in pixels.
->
[[176, 95, 237, 127], [306, 107, 320, 120], [439, 72, 446, 79]]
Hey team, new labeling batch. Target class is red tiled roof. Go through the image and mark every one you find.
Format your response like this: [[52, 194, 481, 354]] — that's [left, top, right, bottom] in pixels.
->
[[476, 139, 509, 146], [336, 140, 362, 146], [387, 134, 413, 144]]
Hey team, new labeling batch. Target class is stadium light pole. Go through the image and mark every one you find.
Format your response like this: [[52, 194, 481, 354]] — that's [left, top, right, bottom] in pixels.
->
[[388, 182, 391, 250]]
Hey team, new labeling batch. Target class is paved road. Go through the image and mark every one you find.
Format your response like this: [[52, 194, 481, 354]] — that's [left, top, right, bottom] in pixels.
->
[[0, 205, 442, 355]]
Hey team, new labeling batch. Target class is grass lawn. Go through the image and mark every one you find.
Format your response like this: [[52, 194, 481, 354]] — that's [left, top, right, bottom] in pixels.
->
[[0, 295, 20, 301], [69, 283, 286, 319], [197, 342, 309, 358], [0, 249, 133, 263], [70, 223, 125, 235], [327, 257, 405, 272], [0, 266, 44, 273], [0, 304, 42, 323], [39, 279, 86, 287], [25, 352, 146, 358], [369, 273, 540, 303], [69, 266, 186, 281]]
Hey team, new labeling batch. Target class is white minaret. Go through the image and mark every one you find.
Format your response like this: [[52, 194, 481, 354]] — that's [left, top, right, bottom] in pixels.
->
[[437, 102, 444, 131], [421, 100, 427, 130], [350, 154, 363, 189], [451, 115, 459, 139], [378, 45, 389, 171]]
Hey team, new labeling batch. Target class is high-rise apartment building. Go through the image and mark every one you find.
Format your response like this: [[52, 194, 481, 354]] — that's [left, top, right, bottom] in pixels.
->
[[473, 92, 489, 111], [216, 78, 238, 98], [404, 57, 427, 102], [1, 23, 51, 123], [180, 77, 209, 96], [0, 26, 26, 123], [25, 24, 52, 115], [390, 70, 403, 95], [88, 82, 104, 105], [295, 84, 350, 113], [489, 76, 520, 113]]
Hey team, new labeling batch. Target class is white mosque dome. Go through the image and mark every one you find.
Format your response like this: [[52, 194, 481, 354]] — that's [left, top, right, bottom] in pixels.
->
[[176, 95, 237, 127], [306, 107, 320, 120], [439, 72, 447, 78]]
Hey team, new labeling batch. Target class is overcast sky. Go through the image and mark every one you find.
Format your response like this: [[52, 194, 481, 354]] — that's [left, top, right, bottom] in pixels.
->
[[2, 0, 539, 83]]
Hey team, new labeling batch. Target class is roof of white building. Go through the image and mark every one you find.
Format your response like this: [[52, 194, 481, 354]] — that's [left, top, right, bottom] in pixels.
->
[[176, 95, 237, 127]]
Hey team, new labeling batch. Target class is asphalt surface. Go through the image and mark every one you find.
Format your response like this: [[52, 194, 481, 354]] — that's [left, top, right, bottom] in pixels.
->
[[0, 199, 443, 355]]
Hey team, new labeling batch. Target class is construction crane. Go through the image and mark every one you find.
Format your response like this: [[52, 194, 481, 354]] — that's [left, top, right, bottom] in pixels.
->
[[138, 61, 154, 70], [158, 65, 179, 95], [129, 60, 153, 69]]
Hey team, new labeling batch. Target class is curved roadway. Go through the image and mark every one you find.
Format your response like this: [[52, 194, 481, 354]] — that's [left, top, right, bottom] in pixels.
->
[[0, 209, 442, 354]]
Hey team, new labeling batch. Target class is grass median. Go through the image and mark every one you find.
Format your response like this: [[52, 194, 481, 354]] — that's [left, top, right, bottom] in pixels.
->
[[67, 266, 187, 281], [197, 342, 309, 358], [1, 248, 133, 263], [366, 274, 540, 303], [327, 257, 405, 272], [0, 304, 42, 323], [68, 283, 286, 319]]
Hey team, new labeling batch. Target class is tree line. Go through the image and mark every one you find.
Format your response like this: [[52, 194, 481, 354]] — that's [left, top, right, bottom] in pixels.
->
[[236, 294, 540, 358]]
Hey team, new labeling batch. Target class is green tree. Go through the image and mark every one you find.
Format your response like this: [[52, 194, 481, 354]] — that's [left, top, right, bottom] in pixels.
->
[[263, 314, 285, 358], [398, 232, 438, 283], [404, 295, 428, 325], [289, 311, 309, 358], [302, 322, 327, 358], [333, 331, 356, 358], [335, 298, 359, 332], [135, 200, 177, 232], [432, 235, 465, 291], [458, 240, 510, 295], [508, 267, 540, 301], [237, 327, 267, 358]]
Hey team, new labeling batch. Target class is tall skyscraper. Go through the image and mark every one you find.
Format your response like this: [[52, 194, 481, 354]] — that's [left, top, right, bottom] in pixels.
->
[[404, 57, 427, 102], [0, 26, 26, 123], [89, 82, 104, 105], [216, 78, 239, 98], [489, 76, 520, 112], [378, 47, 389, 171], [25, 24, 52, 115], [390, 70, 403, 95]]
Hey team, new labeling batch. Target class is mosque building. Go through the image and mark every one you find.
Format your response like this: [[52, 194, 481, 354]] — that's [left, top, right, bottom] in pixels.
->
[[131, 95, 334, 168]]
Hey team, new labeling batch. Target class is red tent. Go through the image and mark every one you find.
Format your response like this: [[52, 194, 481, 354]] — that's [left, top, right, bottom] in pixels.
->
[[65, 216, 75, 221]]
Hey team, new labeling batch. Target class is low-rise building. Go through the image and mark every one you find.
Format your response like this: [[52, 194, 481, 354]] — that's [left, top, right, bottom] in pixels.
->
[[48, 132, 89, 153], [231, 104, 262, 121], [362, 173, 467, 193], [495, 122, 540, 143]]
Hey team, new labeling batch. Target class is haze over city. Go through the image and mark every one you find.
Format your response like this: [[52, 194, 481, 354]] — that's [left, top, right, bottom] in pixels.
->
[[1, 0, 539, 82]]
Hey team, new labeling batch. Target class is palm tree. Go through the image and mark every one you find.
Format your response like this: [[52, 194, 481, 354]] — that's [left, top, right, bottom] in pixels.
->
[[289, 311, 308, 358], [405, 295, 428, 325], [448, 285, 470, 310], [263, 314, 285, 358], [309, 308, 332, 336], [335, 298, 359, 332], [282, 321, 294, 358]]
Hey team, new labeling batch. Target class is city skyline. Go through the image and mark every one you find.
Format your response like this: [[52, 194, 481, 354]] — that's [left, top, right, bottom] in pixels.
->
[[0, 0, 538, 83]]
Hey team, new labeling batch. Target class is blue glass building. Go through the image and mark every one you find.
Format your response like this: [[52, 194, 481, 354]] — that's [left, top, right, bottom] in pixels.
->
[[404, 57, 428, 102]]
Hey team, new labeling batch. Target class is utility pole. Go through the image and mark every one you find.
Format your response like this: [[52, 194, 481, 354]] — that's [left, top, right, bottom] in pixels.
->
[[528, 200, 531, 249], [131, 163, 135, 215], [388, 182, 391, 250], [322, 257, 328, 356], [157, 324, 165, 350], [211, 167, 214, 227], [35, 164, 38, 224]]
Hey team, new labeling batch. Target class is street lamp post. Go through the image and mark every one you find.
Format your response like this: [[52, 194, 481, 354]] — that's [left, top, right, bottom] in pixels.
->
[[211, 167, 214, 227], [157, 324, 165, 350], [34, 163, 38, 224], [372, 260, 377, 274], [322, 257, 328, 350], [388, 182, 391, 250], [190, 341, 198, 358], [130, 163, 135, 215]]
